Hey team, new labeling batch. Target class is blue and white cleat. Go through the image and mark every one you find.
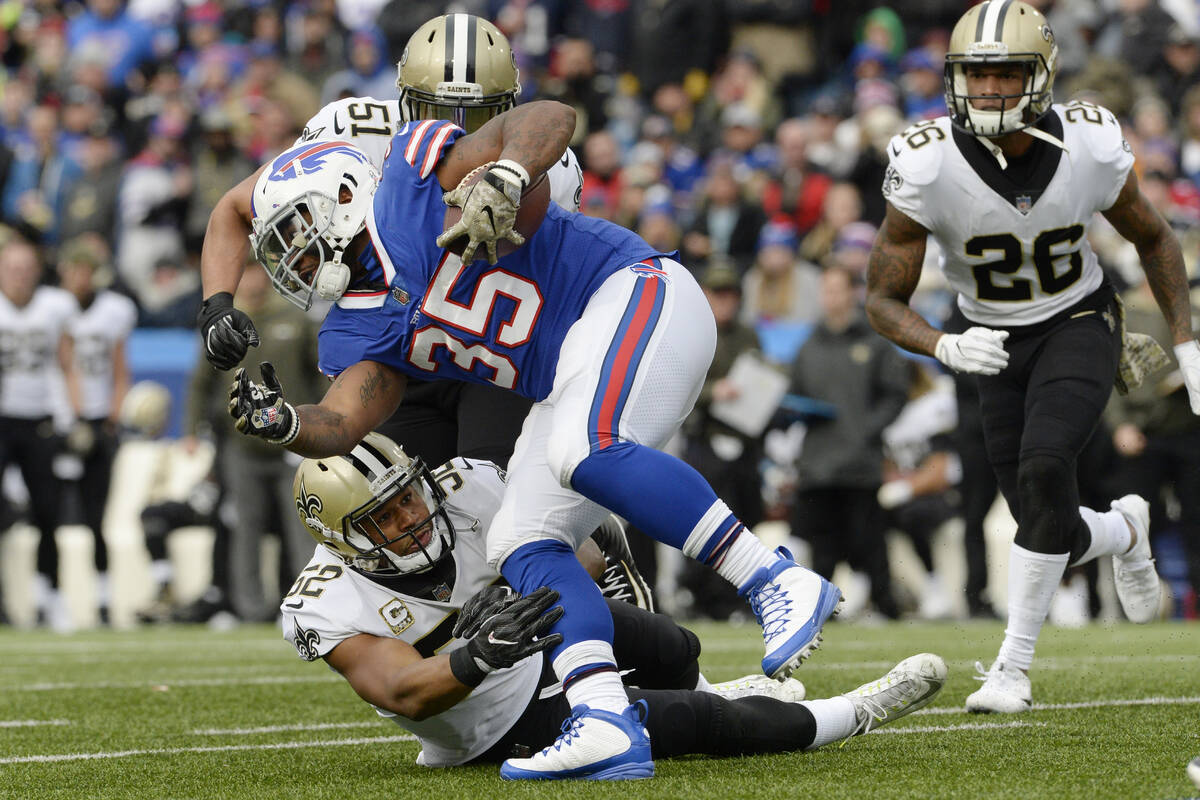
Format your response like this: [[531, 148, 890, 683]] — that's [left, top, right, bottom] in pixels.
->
[[500, 701, 654, 781], [739, 547, 843, 680]]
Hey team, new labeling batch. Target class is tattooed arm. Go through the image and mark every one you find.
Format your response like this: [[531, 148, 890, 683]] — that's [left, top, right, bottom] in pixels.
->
[[289, 361, 407, 458], [434, 100, 577, 191], [1102, 169, 1196, 345], [865, 203, 941, 357]]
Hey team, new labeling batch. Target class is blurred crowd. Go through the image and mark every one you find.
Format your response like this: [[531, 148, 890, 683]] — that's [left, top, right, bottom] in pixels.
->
[[1, 0, 1199, 629]]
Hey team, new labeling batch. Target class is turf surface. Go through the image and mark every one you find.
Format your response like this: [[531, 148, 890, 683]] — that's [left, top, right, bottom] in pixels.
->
[[2, 620, 1198, 799]]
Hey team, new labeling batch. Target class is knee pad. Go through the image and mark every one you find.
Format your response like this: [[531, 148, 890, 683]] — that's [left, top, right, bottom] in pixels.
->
[[1015, 453, 1075, 553]]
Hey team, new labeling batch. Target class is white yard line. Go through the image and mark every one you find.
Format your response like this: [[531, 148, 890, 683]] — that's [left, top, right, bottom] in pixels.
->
[[0, 735, 418, 766], [919, 695, 1200, 715], [0, 720, 70, 728], [875, 721, 1045, 735], [192, 722, 382, 735], [15, 675, 341, 692]]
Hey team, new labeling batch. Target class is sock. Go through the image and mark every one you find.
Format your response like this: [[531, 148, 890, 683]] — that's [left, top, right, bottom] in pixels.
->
[[95, 573, 110, 608], [1072, 506, 1133, 566], [150, 559, 173, 588], [680, 500, 778, 588], [694, 672, 714, 693], [800, 697, 858, 749], [996, 544, 1069, 672], [33, 573, 52, 609], [555, 641, 628, 713]]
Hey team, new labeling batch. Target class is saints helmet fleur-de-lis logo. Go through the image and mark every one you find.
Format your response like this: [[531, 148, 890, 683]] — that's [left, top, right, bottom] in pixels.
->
[[1041, 24, 1054, 44], [296, 479, 323, 531]]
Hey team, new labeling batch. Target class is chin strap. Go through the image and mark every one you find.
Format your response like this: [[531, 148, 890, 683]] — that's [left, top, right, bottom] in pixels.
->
[[976, 125, 1069, 171]]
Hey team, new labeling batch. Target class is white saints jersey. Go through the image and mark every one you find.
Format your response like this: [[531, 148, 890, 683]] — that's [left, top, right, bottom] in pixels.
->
[[297, 97, 584, 212], [0, 286, 77, 418], [66, 290, 137, 420], [883, 101, 1134, 326], [281, 457, 541, 767]]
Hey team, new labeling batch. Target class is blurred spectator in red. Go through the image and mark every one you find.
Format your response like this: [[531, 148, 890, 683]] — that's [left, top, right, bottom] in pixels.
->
[[116, 112, 190, 307], [65, 0, 155, 89], [762, 118, 832, 237], [740, 220, 821, 328], [580, 130, 624, 220], [682, 156, 765, 275]]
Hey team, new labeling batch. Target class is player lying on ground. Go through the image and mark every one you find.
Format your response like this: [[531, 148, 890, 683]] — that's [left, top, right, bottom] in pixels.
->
[[224, 97, 843, 779], [283, 432, 947, 771]]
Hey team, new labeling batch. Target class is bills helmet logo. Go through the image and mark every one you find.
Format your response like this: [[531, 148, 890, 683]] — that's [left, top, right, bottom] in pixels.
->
[[268, 141, 369, 182]]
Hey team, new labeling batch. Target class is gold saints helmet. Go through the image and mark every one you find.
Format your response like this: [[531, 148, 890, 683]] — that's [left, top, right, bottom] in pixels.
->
[[944, 0, 1058, 137], [397, 13, 521, 133], [292, 432, 454, 575]]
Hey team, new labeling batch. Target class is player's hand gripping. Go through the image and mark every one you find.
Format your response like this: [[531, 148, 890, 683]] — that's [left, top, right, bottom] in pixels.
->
[[227, 361, 300, 445], [453, 584, 517, 639], [436, 160, 528, 265], [197, 292, 260, 371], [448, 586, 563, 687], [935, 326, 1010, 375], [1174, 340, 1200, 414]]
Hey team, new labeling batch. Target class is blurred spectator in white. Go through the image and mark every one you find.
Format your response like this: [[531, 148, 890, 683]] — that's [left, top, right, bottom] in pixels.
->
[[57, 235, 136, 625], [681, 156, 765, 275], [184, 108, 254, 254], [2, 104, 81, 245], [580, 130, 624, 221], [799, 181, 862, 267], [320, 27, 395, 106], [0, 236, 77, 630], [65, 0, 156, 89], [739, 220, 821, 328], [762, 118, 833, 238], [116, 112, 191, 308]]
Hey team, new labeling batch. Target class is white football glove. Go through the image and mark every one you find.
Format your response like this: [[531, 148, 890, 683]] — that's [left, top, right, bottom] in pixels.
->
[[1174, 340, 1200, 414], [436, 159, 529, 265], [934, 327, 1010, 375]]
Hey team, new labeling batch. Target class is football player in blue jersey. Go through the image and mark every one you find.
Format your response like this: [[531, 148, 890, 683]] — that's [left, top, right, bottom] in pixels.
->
[[223, 99, 843, 780]]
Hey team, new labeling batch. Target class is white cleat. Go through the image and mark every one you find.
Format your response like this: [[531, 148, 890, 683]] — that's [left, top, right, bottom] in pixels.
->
[[739, 548, 843, 680], [843, 653, 947, 734], [500, 702, 654, 781], [965, 660, 1032, 713], [1110, 495, 1162, 623], [1187, 756, 1200, 790], [709, 673, 806, 702]]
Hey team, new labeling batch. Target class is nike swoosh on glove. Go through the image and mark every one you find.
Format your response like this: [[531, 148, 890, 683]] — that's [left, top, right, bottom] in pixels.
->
[[197, 292, 260, 371], [436, 159, 528, 265], [935, 327, 1010, 375], [1174, 340, 1200, 413], [448, 586, 563, 687]]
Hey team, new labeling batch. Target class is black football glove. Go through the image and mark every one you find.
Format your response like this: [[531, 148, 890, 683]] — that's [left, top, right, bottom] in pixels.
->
[[449, 586, 563, 687], [227, 361, 299, 445], [453, 584, 517, 639], [198, 292, 260, 371]]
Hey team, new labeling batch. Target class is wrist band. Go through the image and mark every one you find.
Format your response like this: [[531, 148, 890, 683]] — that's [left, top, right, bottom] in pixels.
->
[[266, 403, 300, 446], [449, 646, 488, 688], [490, 159, 530, 188]]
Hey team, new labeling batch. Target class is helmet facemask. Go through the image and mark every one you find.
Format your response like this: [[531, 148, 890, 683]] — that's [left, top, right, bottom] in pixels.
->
[[252, 191, 346, 311], [945, 51, 1053, 137], [398, 83, 516, 132]]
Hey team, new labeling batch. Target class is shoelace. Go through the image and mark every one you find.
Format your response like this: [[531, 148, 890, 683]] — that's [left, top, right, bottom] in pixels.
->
[[599, 561, 634, 602], [850, 674, 908, 734], [539, 710, 588, 756], [971, 661, 990, 683], [749, 581, 793, 644]]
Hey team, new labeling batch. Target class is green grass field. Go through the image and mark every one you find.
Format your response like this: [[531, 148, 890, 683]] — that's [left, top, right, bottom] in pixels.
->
[[2, 619, 1198, 800]]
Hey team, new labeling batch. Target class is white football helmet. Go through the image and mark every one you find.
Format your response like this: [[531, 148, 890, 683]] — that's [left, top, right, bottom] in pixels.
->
[[249, 140, 380, 310], [293, 433, 455, 576], [944, 0, 1058, 137], [397, 13, 520, 133]]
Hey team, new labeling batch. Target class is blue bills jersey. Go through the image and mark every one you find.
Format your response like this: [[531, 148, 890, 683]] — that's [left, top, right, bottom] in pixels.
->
[[319, 120, 672, 401]]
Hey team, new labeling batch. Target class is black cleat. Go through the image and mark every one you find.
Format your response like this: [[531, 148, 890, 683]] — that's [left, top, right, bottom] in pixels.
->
[[591, 516, 655, 612]]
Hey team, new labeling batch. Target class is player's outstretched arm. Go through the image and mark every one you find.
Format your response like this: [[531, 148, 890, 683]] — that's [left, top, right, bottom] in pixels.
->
[[866, 203, 940, 357], [435, 100, 576, 192], [1101, 170, 1194, 346], [197, 165, 267, 370], [292, 360, 408, 458], [325, 634, 473, 721]]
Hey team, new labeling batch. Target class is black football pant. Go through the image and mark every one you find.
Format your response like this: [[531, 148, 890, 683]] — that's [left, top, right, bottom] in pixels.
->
[[0, 416, 63, 587], [476, 599, 817, 762], [61, 418, 119, 573], [976, 285, 1121, 558], [376, 379, 533, 470]]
